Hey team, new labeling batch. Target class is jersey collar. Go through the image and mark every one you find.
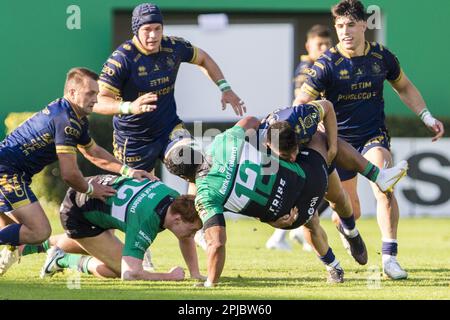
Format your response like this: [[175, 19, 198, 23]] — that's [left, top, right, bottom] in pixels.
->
[[155, 195, 175, 231], [132, 36, 161, 56], [337, 41, 371, 58], [62, 97, 83, 120]]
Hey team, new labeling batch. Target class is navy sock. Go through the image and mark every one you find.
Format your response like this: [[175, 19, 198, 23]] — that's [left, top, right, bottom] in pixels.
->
[[382, 241, 398, 256], [340, 214, 356, 231], [319, 247, 336, 266], [0, 224, 22, 246]]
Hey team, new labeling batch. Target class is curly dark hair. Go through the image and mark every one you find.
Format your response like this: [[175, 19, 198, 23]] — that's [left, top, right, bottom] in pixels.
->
[[164, 143, 204, 182], [267, 121, 298, 157], [332, 0, 367, 22]]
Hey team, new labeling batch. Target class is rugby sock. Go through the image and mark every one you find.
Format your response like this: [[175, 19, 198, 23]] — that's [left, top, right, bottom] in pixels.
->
[[271, 229, 288, 242], [78, 256, 93, 274], [21, 239, 50, 256], [382, 238, 398, 256], [319, 247, 340, 268], [56, 253, 91, 274], [362, 162, 379, 182], [339, 215, 359, 238], [0, 224, 22, 246]]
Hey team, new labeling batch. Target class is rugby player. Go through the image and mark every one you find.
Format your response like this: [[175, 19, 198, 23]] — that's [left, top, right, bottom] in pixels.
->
[[94, 2, 245, 173], [93, 2, 246, 268], [260, 101, 408, 259], [267, 25, 333, 251], [0, 68, 153, 274], [165, 115, 370, 285], [294, 0, 445, 279], [36, 176, 204, 281]]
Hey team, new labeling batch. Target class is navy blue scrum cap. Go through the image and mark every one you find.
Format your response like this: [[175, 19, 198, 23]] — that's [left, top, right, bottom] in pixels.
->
[[132, 3, 164, 36]]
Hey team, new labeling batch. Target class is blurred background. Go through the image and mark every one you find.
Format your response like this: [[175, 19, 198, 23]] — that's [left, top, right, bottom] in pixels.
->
[[0, 0, 449, 217]]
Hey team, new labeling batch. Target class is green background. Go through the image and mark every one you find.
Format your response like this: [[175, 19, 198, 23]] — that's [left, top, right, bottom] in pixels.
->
[[1, 0, 449, 138]]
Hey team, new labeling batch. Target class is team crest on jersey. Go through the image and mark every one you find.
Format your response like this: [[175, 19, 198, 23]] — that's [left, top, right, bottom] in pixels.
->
[[138, 66, 148, 77], [153, 64, 160, 72], [303, 113, 318, 129], [372, 62, 382, 74], [42, 107, 50, 115], [339, 69, 350, 80], [123, 44, 132, 51]]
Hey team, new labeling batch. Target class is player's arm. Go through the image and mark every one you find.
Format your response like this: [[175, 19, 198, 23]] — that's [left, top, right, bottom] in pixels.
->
[[192, 48, 246, 116], [390, 73, 445, 141], [94, 51, 157, 115], [78, 142, 157, 181], [57, 153, 116, 201], [178, 236, 206, 280], [235, 116, 261, 132], [95, 88, 158, 115], [313, 100, 338, 165], [121, 255, 185, 281]]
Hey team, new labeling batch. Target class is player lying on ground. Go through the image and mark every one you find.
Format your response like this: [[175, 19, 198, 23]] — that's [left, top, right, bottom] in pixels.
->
[[165, 116, 371, 285], [260, 100, 408, 255], [1, 175, 204, 281]]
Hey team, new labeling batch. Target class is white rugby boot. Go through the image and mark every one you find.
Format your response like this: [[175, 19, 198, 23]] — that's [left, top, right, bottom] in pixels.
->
[[40, 246, 65, 279], [383, 255, 408, 280], [0, 246, 20, 276], [376, 160, 408, 193]]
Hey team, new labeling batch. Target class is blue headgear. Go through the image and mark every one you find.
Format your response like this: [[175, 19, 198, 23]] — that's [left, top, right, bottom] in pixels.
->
[[132, 3, 164, 36]]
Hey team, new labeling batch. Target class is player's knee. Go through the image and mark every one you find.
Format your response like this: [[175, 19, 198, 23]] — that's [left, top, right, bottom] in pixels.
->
[[303, 214, 320, 232], [28, 225, 51, 244], [207, 237, 226, 251]]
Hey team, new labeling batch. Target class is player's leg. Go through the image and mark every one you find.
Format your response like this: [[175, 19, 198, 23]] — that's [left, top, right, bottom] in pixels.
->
[[363, 146, 407, 280], [41, 231, 123, 279], [335, 137, 408, 192], [4, 202, 51, 245], [302, 213, 344, 283], [326, 170, 367, 265]]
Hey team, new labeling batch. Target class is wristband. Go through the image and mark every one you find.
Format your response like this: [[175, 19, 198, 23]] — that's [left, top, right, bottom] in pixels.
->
[[85, 182, 94, 196], [120, 164, 133, 178], [119, 101, 132, 114], [216, 79, 231, 93], [418, 108, 436, 127]]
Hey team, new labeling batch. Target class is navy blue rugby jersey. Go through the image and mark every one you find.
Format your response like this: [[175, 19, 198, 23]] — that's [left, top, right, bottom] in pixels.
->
[[0, 98, 93, 176], [294, 55, 314, 90], [99, 36, 198, 140], [259, 102, 324, 146], [302, 41, 402, 144]]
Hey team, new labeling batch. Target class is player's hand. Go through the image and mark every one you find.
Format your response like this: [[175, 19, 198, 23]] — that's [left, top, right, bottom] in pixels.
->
[[90, 181, 116, 202], [268, 207, 298, 229], [168, 266, 185, 281], [131, 93, 157, 114], [221, 90, 246, 116], [129, 169, 160, 181], [427, 119, 445, 142]]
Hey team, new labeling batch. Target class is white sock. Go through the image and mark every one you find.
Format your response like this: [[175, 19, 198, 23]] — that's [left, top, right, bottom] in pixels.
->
[[271, 229, 288, 242]]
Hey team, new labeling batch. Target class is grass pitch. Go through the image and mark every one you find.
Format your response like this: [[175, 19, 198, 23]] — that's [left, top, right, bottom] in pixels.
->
[[0, 215, 449, 300]]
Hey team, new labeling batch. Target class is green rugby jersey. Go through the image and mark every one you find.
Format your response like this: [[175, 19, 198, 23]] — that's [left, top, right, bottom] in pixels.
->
[[76, 175, 179, 259], [195, 126, 306, 224]]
